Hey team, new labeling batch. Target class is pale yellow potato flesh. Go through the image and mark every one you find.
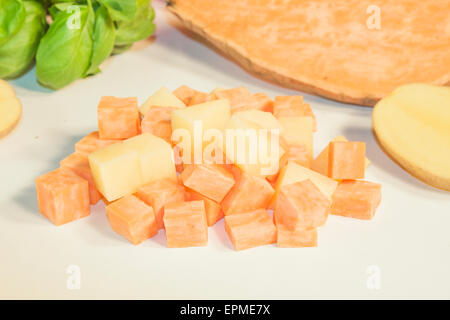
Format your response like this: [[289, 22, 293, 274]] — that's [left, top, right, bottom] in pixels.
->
[[0, 81, 22, 138], [373, 83, 450, 191]]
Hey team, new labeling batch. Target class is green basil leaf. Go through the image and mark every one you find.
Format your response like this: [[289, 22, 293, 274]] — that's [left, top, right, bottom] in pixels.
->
[[86, 5, 116, 75], [0, 0, 26, 46], [36, 4, 94, 89], [99, 0, 136, 22], [114, 0, 154, 47], [0, 1, 47, 79]]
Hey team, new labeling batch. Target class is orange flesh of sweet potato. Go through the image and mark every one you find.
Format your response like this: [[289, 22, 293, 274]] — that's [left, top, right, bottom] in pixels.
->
[[328, 141, 366, 180], [163, 200, 208, 248], [106, 195, 158, 244], [189, 91, 216, 106], [97, 96, 140, 140], [173, 85, 199, 105], [224, 209, 276, 251], [277, 225, 317, 248], [187, 189, 224, 226], [35, 168, 90, 226], [273, 96, 317, 131], [135, 178, 186, 229], [141, 106, 177, 143], [252, 93, 274, 113], [60, 152, 102, 205], [214, 87, 255, 113], [168, 0, 450, 106], [331, 180, 382, 220], [221, 171, 274, 216], [275, 179, 330, 230], [74, 131, 118, 156], [180, 164, 235, 203]]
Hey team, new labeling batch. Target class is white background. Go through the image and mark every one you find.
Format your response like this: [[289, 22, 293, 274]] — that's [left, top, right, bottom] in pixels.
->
[[1, 1, 449, 299]]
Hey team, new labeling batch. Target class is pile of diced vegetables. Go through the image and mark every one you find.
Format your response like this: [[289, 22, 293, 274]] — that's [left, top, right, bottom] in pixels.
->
[[35, 86, 381, 250]]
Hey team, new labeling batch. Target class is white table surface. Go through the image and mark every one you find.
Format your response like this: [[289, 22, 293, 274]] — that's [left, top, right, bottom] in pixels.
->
[[1, 1, 449, 299]]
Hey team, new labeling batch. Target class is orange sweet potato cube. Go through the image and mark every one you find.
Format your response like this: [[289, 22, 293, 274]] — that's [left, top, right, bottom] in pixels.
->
[[74, 131, 118, 156], [187, 189, 224, 226], [328, 141, 366, 180], [251, 92, 274, 113], [97, 96, 140, 139], [274, 179, 330, 230], [141, 106, 177, 143], [221, 171, 274, 216], [189, 91, 216, 106], [273, 96, 317, 130], [163, 201, 208, 248], [60, 152, 102, 205], [106, 195, 158, 244], [214, 87, 254, 113], [135, 178, 185, 229], [173, 85, 199, 105], [331, 180, 381, 220], [224, 209, 276, 251], [180, 164, 235, 203], [277, 225, 318, 248], [35, 168, 90, 226]]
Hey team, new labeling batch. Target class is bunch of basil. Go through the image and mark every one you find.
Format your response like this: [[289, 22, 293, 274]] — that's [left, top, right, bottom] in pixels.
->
[[0, 0, 155, 89]]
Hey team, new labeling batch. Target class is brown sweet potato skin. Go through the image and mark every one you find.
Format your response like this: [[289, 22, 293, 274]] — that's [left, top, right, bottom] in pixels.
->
[[167, 0, 450, 106]]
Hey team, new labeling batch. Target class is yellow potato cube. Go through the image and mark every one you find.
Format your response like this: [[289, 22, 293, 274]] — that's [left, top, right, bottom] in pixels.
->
[[88, 142, 142, 202], [123, 133, 177, 184], [233, 110, 283, 132], [140, 86, 186, 116], [278, 116, 314, 161], [275, 161, 337, 201], [224, 114, 284, 177], [171, 99, 231, 163]]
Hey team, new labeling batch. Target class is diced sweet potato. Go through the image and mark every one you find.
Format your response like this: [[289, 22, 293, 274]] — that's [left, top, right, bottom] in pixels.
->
[[141, 106, 177, 143], [173, 85, 199, 105], [331, 180, 382, 220], [251, 92, 274, 113], [187, 189, 224, 226], [97, 96, 140, 140], [60, 152, 102, 205], [135, 178, 186, 229], [274, 179, 330, 230], [224, 209, 276, 251], [35, 168, 90, 226], [328, 141, 366, 180], [277, 225, 317, 248], [273, 96, 317, 130], [214, 87, 254, 113], [163, 201, 208, 248], [221, 171, 274, 215], [180, 164, 235, 203], [189, 91, 216, 105], [312, 136, 371, 176], [74, 131, 118, 156], [106, 195, 158, 244]]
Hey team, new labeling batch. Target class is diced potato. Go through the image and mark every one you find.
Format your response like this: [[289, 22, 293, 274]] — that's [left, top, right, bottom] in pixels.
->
[[171, 99, 231, 161], [123, 133, 177, 184], [274, 161, 338, 201], [224, 114, 284, 177], [140, 86, 185, 116], [278, 116, 314, 162], [233, 109, 283, 132], [88, 142, 142, 202]]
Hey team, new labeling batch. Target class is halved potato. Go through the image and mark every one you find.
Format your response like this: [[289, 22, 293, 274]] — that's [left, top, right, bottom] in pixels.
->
[[373, 83, 450, 191], [0, 96, 22, 138]]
